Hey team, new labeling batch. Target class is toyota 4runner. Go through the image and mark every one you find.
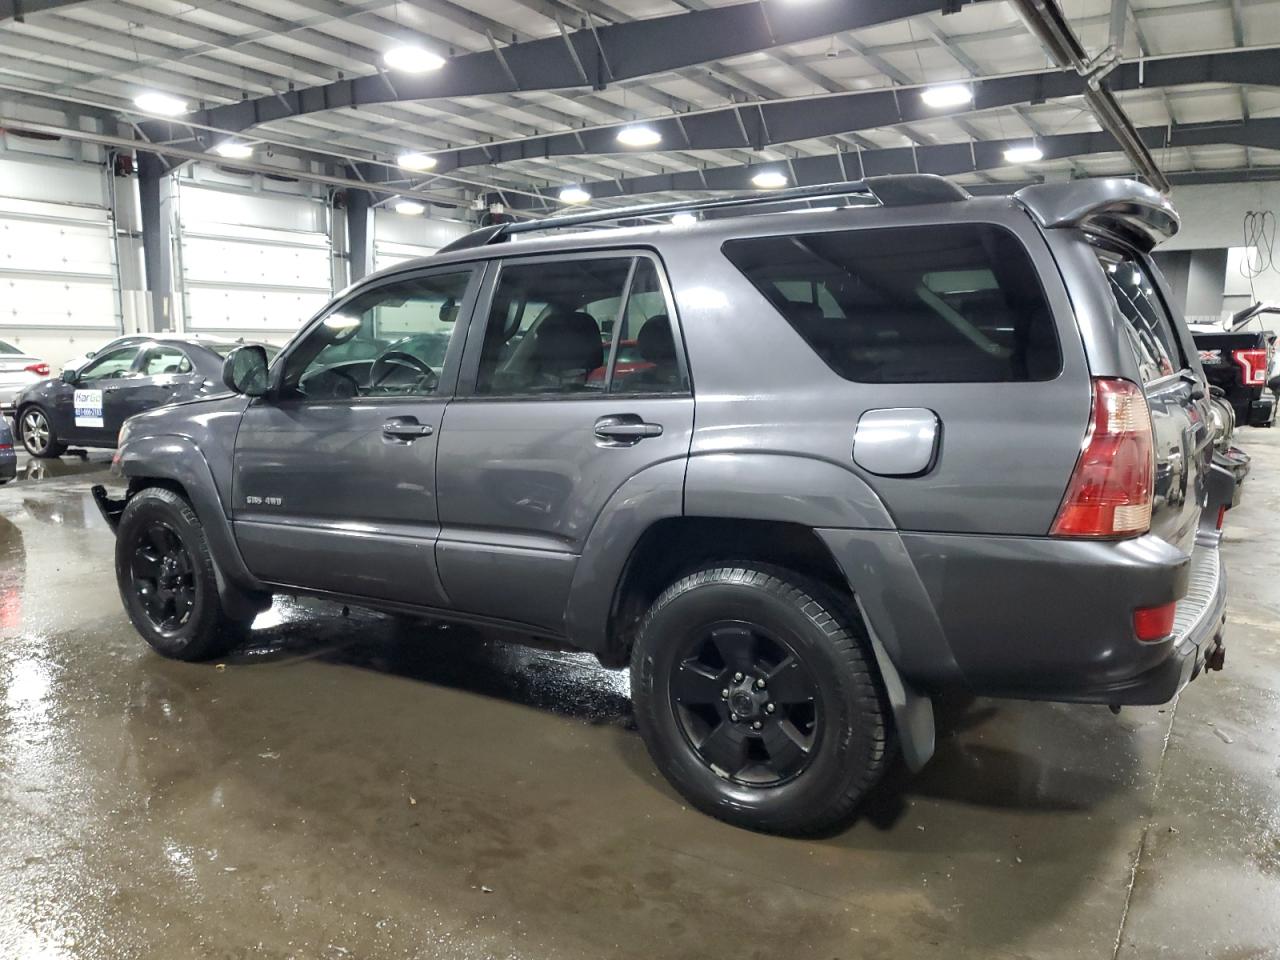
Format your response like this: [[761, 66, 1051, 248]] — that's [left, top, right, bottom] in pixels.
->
[[95, 175, 1232, 835]]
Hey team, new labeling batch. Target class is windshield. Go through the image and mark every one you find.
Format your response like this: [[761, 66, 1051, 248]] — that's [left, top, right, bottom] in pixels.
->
[[0, 340, 22, 355]]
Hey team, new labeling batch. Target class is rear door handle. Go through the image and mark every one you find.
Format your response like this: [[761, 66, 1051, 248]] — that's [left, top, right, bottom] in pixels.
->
[[594, 414, 663, 445], [382, 417, 434, 441]]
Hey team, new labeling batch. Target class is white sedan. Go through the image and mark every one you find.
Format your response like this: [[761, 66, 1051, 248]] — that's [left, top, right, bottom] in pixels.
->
[[0, 338, 50, 418]]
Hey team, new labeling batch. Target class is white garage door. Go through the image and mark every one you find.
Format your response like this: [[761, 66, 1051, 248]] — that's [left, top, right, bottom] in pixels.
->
[[177, 184, 333, 337], [0, 196, 118, 332], [374, 238, 437, 272]]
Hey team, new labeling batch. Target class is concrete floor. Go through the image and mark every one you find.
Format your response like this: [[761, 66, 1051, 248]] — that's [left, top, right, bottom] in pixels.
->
[[1, 439, 1278, 960]]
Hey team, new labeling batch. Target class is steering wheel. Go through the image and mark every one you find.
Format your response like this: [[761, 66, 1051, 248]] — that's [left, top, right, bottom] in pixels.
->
[[299, 365, 361, 400], [369, 349, 438, 392]]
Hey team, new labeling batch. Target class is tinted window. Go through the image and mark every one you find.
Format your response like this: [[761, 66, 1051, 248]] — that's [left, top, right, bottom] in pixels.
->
[[139, 345, 192, 375], [78, 346, 139, 381], [0, 339, 20, 355], [722, 223, 1061, 383], [476, 256, 685, 396], [209, 343, 279, 361], [282, 270, 472, 401], [1094, 249, 1185, 384]]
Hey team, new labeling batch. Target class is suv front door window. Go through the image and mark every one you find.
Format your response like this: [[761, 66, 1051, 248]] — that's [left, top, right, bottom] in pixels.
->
[[231, 266, 480, 605]]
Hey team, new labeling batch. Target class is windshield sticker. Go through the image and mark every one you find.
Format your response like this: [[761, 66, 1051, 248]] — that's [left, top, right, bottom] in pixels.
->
[[74, 389, 104, 428]]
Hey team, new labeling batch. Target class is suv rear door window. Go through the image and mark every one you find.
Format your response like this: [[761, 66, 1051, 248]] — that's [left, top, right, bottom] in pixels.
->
[[722, 223, 1060, 383], [1094, 249, 1185, 384], [475, 255, 686, 396]]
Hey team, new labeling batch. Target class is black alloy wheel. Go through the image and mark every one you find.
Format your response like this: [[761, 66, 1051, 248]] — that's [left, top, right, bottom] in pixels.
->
[[127, 520, 198, 635], [671, 621, 821, 785], [114, 486, 248, 661], [630, 565, 889, 835]]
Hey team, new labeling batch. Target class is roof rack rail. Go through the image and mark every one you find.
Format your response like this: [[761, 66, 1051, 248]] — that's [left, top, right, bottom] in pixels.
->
[[436, 174, 969, 254]]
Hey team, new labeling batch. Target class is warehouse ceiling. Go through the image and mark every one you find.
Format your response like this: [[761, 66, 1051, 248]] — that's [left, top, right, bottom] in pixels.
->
[[1, 0, 1278, 218]]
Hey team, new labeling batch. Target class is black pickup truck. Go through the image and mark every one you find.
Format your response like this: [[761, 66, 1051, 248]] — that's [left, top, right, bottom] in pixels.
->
[[1190, 303, 1279, 427]]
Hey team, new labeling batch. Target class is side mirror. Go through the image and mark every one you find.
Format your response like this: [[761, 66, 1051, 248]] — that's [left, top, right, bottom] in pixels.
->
[[222, 345, 269, 397], [61, 368, 79, 385]]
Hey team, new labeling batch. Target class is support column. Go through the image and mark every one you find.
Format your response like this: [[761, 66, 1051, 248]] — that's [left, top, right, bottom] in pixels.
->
[[346, 188, 375, 283], [137, 152, 176, 332]]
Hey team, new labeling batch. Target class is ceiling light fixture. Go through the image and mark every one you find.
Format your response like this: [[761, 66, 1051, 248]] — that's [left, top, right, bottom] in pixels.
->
[[920, 84, 973, 109], [383, 45, 446, 73], [559, 186, 591, 204], [1003, 144, 1044, 164], [616, 125, 662, 147], [752, 170, 788, 189], [398, 151, 438, 171], [394, 199, 426, 216], [213, 141, 253, 160], [133, 91, 189, 116], [671, 212, 697, 226]]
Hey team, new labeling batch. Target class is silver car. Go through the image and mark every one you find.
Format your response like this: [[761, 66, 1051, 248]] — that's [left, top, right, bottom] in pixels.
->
[[0, 338, 50, 419]]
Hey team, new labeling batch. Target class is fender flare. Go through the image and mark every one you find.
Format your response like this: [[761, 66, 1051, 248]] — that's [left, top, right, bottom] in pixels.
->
[[564, 458, 686, 657], [117, 434, 269, 620]]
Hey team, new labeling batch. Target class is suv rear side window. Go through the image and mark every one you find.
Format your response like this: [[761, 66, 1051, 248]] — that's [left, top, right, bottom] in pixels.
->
[[722, 223, 1061, 383], [1094, 249, 1185, 384], [476, 255, 686, 396]]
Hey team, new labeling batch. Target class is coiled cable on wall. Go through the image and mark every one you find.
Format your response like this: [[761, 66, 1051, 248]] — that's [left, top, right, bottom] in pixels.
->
[[1241, 209, 1277, 280]]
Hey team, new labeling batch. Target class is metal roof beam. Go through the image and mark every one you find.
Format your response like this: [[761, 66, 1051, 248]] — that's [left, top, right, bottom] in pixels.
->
[[172, 0, 969, 139], [502, 115, 1280, 208], [418, 46, 1280, 173]]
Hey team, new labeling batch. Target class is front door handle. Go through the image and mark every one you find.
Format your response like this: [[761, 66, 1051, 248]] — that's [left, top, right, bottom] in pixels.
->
[[594, 414, 663, 445], [382, 417, 434, 441]]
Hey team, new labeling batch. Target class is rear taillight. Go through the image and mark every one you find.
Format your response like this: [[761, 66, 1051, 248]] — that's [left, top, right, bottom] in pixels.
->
[[24, 361, 50, 377], [1051, 377, 1154, 538], [1133, 601, 1176, 642], [1232, 348, 1267, 385]]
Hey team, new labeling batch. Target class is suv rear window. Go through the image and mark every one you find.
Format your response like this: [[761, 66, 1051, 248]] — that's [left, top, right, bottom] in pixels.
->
[[1093, 248, 1185, 384], [722, 223, 1060, 383]]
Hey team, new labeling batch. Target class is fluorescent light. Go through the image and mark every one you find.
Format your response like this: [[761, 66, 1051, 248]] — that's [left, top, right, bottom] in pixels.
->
[[752, 170, 788, 189], [1003, 144, 1044, 164], [671, 212, 697, 226], [559, 186, 591, 204], [398, 151, 437, 171], [383, 45, 446, 73], [394, 199, 425, 216], [213, 141, 253, 160], [133, 91, 188, 116], [616, 125, 662, 147], [920, 84, 973, 109]]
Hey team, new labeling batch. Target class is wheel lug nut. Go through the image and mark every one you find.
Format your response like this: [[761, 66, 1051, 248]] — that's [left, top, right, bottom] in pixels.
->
[[730, 713, 739, 722], [755, 678, 766, 690], [766, 703, 776, 714], [720, 688, 729, 699], [752, 721, 762, 730], [733, 672, 744, 682]]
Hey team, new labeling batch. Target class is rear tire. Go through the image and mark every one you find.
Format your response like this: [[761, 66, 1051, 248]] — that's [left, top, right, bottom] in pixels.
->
[[630, 564, 889, 835], [115, 487, 247, 661], [19, 406, 66, 458]]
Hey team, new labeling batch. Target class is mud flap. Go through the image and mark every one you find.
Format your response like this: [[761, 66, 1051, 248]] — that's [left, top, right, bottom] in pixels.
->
[[856, 597, 935, 771]]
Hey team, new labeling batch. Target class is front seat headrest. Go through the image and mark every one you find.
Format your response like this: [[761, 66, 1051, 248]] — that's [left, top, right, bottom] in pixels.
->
[[532, 311, 603, 377]]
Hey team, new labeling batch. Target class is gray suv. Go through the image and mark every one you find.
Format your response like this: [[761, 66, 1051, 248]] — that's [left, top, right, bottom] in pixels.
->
[[95, 176, 1231, 835]]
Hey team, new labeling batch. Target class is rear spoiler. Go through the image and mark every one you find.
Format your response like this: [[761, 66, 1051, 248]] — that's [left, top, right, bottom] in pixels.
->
[[1014, 179, 1179, 252]]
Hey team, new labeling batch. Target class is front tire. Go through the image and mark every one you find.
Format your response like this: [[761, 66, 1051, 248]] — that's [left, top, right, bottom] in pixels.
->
[[630, 565, 889, 835], [115, 487, 246, 661], [19, 406, 66, 458]]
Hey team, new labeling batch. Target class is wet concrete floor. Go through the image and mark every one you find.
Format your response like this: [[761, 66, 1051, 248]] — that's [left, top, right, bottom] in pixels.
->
[[1, 439, 1278, 959]]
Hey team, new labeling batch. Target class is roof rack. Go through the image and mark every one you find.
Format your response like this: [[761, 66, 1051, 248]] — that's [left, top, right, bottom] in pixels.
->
[[437, 174, 969, 254]]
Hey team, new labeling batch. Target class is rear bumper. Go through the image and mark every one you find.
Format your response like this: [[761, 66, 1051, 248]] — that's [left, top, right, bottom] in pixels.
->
[[820, 526, 1227, 707], [1246, 393, 1275, 427]]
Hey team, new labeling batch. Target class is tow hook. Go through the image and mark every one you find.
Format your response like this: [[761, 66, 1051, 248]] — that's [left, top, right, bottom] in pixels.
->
[[1205, 638, 1226, 672]]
